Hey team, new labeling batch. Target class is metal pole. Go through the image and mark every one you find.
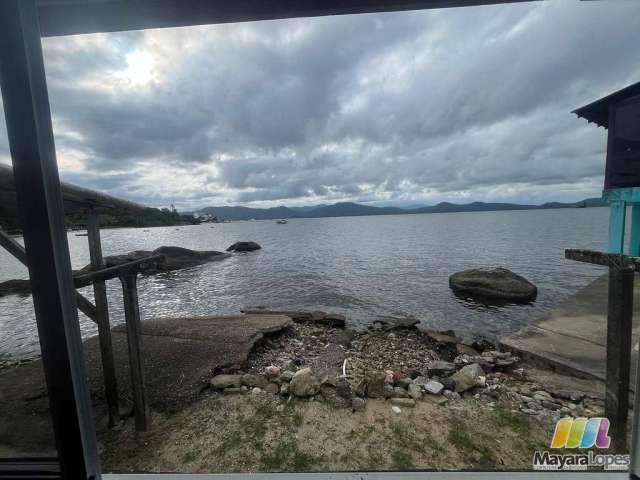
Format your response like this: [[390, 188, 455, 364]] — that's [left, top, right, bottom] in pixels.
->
[[606, 265, 634, 453], [0, 1, 99, 477], [87, 210, 120, 426], [120, 272, 148, 431]]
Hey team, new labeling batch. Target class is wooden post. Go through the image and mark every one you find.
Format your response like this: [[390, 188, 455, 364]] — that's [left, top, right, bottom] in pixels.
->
[[87, 210, 119, 426], [119, 272, 148, 431], [606, 264, 634, 452], [0, 1, 99, 476]]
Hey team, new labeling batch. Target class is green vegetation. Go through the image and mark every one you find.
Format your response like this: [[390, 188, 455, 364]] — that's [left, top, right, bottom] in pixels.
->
[[69, 207, 199, 229], [1, 206, 199, 234], [391, 449, 416, 470], [493, 405, 530, 435], [448, 419, 495, 466], [260, 438, 320, 471]]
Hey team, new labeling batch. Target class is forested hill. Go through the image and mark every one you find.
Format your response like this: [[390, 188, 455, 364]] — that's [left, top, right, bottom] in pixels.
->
[[195, 198, 607, 221]]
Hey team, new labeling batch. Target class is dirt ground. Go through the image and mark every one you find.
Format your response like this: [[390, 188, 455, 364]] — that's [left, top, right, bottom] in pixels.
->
[[99, 392, 552, 473]]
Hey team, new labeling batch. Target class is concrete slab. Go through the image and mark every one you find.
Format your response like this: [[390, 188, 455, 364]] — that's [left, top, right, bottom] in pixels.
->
[[0, 314, 291, 455], [501, 274, 640, 384]]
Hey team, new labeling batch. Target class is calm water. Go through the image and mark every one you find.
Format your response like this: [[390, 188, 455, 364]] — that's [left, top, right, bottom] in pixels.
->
[[0, 208, 609, 360]]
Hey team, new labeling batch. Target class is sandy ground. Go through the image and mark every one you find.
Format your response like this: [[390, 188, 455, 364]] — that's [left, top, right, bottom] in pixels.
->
[[99, 392, 552, 473]]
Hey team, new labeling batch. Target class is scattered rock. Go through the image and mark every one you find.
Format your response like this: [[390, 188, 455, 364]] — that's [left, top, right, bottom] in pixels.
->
[[392, 387, 410, 398], [395, 377, 412, 389], [265, 366, 281, 378], [280, 370, 295, 382], [438, 376, 456, 391], [424, 394, 447, 406], [423, 380, 444, 395], [408, 384, 422, 400], [251, 387, 262, 395], [456, 344, 480, 356], [241, 374, 268, 389], [289, 368, 320, 397], [265, 383, 280, 395], [451, 363, 485, 393], [390, 398, 415, 408], [354, 378, 367, 397], [449, 267, 537, 302], [320, 384, 351, 408], [427, 361, 456, 376], [364, 371, 387, 398], [443, 390, 461, 401], [425, 330, 460, 344], [370, 317, 420, 332], [226, 241, 262, 252], [210, 374, 242, 390], [335, 377, 353, 400], [223, 387, 243, 395], [391, 406, 402, 414], [319, 313, 347, 328]]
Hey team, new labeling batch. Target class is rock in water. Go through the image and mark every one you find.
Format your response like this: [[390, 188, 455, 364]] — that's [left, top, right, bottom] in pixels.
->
[[226, 241, 261, 252], [451, 363, 485, 393], [449, 268, 537, 302], [100, 246, 230, 273], [289, 368, 320, 397], [0, 279, 32, 298]]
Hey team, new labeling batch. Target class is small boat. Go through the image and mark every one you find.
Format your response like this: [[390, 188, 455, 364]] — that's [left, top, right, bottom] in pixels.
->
[[276, 219, 287, 224]]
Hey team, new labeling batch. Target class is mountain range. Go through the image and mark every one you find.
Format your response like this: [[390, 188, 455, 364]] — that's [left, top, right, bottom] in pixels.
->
[[193, 198, 607, 221]]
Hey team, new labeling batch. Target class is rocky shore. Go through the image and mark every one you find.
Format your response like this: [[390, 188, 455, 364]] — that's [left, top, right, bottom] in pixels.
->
[[208, 313, 603, 422]]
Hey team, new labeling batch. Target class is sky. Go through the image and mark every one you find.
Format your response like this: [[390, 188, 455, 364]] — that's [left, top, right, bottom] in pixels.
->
[[1, 0, 639, 210]]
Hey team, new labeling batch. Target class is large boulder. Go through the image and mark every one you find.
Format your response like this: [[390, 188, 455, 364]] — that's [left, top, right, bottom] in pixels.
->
[[449, 267, 537, 302], [450, 363, 485, 393], [289, 368, 320, 397], [91, 246, 230, 273], [227, 241, 261, 252], [0, 279, 31, 298]]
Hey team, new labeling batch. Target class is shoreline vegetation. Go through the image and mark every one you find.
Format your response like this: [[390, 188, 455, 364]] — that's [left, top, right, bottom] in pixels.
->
[[0, 206, 200, 235]]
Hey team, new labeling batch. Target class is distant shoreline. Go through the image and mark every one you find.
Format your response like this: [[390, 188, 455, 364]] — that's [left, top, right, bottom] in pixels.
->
[[190, 198, 607, 222]]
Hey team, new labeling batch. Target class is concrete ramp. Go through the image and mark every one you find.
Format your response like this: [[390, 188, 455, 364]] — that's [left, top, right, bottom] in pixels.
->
[[501, 274, 640, 384], [0, 314, 292, 455]]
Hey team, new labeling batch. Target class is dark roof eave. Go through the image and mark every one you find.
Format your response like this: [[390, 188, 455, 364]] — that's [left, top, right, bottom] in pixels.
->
[[36, 0, 540, 38], [573, 81, 640, 129]]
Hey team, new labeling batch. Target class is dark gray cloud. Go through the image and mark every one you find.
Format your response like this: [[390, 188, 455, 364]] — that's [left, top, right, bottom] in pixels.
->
[[1, 1, 639, 209]]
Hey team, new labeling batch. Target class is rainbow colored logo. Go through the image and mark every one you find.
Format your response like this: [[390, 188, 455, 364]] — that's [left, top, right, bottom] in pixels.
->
[[551, 417, 611, 449]]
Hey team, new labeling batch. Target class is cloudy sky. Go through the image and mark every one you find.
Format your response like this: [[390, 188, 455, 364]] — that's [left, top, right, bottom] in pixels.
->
[[1, 0, 640, 210]]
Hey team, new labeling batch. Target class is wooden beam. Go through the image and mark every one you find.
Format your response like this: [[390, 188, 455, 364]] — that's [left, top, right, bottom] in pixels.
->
[[87, 210, 120, 427], [0, 1, 99, 476], [73, 254, 163, 287], [0, 227, 99, 322], [120, 272, 148, 431], [36, 0, 539, 37], [0, 227, 27, 264], [606, 266, 634, 452], [565, 249, 640, 271]]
